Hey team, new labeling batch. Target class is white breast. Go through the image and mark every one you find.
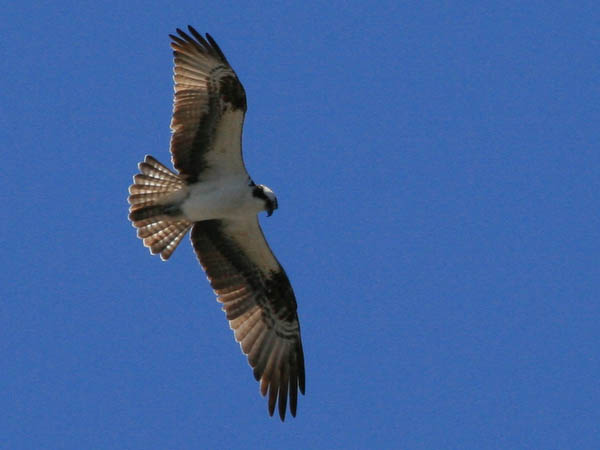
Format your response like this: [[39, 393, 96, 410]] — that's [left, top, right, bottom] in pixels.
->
[[181, 176, 262, 222]]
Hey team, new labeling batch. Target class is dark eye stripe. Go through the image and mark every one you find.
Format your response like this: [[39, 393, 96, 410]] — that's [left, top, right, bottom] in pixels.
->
[[252, 186, 267, 200]]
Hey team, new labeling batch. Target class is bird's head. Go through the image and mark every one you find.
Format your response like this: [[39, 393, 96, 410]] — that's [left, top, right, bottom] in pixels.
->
[[252, 184, 278, 217]]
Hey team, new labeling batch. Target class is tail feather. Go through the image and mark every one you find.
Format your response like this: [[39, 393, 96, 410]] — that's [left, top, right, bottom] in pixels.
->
[[129, 155, 186, 206], [128, 155, 191, 260], [144, 220, 191, 260]]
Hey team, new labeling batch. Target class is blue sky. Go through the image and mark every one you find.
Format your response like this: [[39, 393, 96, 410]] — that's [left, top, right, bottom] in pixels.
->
[[2, 1, 599, 448]]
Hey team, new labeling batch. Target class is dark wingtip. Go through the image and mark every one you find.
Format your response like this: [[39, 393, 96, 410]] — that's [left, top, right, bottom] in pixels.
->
[[187, 25, 207, 45], [170, 26, 228, 64], [278, 400, 287, 421], [298, 341, 306, 395], [204, 31, 229, 64]]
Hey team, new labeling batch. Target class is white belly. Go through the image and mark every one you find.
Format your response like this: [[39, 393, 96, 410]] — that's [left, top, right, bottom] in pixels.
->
[[180, 176, 260, 222]]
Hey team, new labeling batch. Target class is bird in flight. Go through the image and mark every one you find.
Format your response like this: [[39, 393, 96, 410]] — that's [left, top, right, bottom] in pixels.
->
[[127, 26, 305, 421]]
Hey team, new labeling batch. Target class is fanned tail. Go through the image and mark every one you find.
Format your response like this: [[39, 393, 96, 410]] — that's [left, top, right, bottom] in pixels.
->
[[128, 155, 192, 260]]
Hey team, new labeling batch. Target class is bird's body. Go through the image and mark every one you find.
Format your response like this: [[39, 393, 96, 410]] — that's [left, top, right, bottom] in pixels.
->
[[127, 26, 304, 421], [182, 175, 261, 220]]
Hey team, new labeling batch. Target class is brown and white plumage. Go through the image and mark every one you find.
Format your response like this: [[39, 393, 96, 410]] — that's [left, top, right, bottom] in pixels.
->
[[169, 27, 248, 181], [192, 219, 305, 419], [127, 26, 305, 420]]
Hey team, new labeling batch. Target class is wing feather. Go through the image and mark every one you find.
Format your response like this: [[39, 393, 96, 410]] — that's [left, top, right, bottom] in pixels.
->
[[190, 219, 305, 420], [169, 26, 247, 182]]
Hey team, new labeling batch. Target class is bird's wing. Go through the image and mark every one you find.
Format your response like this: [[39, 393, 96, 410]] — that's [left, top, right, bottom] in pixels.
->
[[169, 26, 248, 182], [190, 218, 305, 420]]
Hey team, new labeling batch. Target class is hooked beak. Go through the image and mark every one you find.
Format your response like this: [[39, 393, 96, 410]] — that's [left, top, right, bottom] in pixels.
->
[[267, 198, 278, 217]]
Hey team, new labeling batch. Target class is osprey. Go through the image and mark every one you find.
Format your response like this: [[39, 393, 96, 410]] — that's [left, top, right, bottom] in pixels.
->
[[127, 26, 305, 421]]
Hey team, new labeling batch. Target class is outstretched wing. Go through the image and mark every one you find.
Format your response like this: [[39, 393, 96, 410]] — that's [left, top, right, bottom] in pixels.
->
[[191, 219, 305, 421], [169, 26, 248, 182]]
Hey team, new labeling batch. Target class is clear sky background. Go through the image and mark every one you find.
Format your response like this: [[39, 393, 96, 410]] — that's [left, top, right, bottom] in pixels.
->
[[2, 1, 599, 448]]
